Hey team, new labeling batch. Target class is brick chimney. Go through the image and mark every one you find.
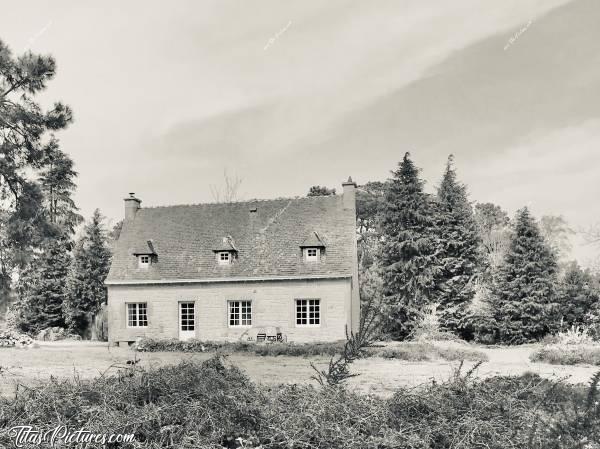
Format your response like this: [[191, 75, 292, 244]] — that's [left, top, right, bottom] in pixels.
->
[[342, 177, 356, 210], [124, 193, 141, 220]]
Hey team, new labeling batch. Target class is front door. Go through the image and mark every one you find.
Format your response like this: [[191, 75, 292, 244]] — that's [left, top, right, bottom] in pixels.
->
[[179, 302, 196, 341]]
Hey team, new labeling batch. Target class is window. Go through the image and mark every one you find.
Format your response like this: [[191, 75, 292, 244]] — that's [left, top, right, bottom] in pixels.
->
[[296, 299, 320, 326], [218, 251, 231, 265], [138, 255, 150, 268], [229, 300, 252, 327], [127, 303, 148, 327], [304, 247, 319, 262]]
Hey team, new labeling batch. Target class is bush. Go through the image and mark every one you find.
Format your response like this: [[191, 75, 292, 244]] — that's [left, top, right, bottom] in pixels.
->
[[0, 356, 599, 448], [135, 337, 346, 357], [556, 325, 595, 345], [530, 344, 600, 366]]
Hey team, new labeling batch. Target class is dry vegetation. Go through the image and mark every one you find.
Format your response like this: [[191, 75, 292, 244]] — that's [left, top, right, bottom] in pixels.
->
[[1, 356, 599, 448]]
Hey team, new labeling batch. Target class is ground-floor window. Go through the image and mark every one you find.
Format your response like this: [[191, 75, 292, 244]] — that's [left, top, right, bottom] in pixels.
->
[[180, 302, 195, 331], [296, 299, 321, 326], [127, 303, 148, 327], [229, 300, 252, 327]]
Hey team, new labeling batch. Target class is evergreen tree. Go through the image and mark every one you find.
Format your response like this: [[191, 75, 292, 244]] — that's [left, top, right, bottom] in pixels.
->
[[435, 156, 481, 336], [378, 153, 441, 339], [307, 186, 336, 196], [39, 143, 83, 235], [64, 210, 112, 335], [557, 262, 600, 328], [491, 208, 558, 343], [16, 238, 71, 334]]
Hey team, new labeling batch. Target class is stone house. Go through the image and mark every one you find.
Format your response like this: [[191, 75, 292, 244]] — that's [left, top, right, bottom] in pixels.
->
[[105, 179, 359, 346]]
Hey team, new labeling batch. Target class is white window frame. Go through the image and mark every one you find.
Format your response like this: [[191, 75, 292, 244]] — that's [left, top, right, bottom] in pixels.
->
[[304, 247, 320, 262], [217, 251, 231, 265], [138, 255, 151, 268], [228, 300, 252, 327], [296, 298, 321, 327], [179, 302, 195, 332], [127, 302, 148, 328]]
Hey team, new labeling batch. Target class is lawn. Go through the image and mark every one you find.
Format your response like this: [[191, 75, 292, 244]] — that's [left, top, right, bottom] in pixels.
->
[[0, 340, 598, 398]]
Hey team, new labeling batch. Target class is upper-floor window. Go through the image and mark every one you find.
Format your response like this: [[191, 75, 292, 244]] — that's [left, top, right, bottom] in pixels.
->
[[138, 255, 151, 268], [217, 251, 231, 265], [127, 302, 148, 327], [304, 247, 320, 262]]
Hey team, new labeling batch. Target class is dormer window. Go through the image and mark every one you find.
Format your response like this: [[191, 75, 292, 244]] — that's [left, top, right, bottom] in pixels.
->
[[217, 251, 232, 265], [304, 247, 320, 262], [300, 231, 326, 263], [213, 236, 237, 266], [133, 240, 157, 269]]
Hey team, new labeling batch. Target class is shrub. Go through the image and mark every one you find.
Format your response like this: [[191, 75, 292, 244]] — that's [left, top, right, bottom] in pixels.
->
[[0, 356, 599, 448], [556, 325, 595, 345], [530, 344, 600, 366], [135, 337, 345, 357]]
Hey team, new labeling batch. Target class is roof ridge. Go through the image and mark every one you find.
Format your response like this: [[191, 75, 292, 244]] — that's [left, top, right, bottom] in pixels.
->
[[139, 194, 340, 210]]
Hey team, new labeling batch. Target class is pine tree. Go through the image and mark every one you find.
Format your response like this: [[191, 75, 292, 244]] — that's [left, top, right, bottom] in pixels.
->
[[64, 209, 112, 335], [435, 155, 481, 336], [378, 153, 441, 339], [491, 207, 558, 343], [17, 238, 71, 334], [557, 262, 600, 328]]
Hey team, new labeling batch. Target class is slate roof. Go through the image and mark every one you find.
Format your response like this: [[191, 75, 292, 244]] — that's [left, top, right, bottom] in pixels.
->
[[106, 195, 356, 283], [300, 232, 326, 248], [132, 240, 157, 255]]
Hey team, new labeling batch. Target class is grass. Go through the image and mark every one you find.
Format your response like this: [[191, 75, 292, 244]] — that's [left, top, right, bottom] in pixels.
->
[[377, 342, 489, 362], [0, 355, 599, 448], [530, 344, 600, 366], [135, 337, 489, 362]]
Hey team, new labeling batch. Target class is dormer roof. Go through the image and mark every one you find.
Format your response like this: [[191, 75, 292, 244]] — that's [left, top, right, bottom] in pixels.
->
[[299, 231, 326, 248], [132, 240, 157, 256], [213, 236, 238, 253]]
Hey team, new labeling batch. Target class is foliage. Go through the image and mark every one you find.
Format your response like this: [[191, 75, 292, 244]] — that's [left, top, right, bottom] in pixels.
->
[[539, 215, 575, 262], [530, 344, 600, 366], [556, 325, 595, 345], [0, 39, 73, 271], [378, 153, 441, 339], [409, 303, 461, 342], [356, 181, 387, 267], [556, 262, 600, 329], [135, 337, 346, 357], [38, 142, 83, 235], [15, 238, 71, 334], [306, 185, 336, 196], [491, 208, 559, 344], [1, 356, 599, 448], [435, 155, 481, 336], [64, 209, 112, 336], [311, 294, 379, 386]]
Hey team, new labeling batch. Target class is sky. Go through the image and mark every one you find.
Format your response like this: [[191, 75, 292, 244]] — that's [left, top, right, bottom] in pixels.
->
[[0, 0, 598, 266]]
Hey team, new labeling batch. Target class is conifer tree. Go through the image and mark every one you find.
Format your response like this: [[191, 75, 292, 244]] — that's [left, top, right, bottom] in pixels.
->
[[435, 155, 481, 335], [491, 207, 558, 343], [557, 262, 600, 328], [16, 239, 71, 334], [378, 153, 441, 339], [64, 210, 112, 335]]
